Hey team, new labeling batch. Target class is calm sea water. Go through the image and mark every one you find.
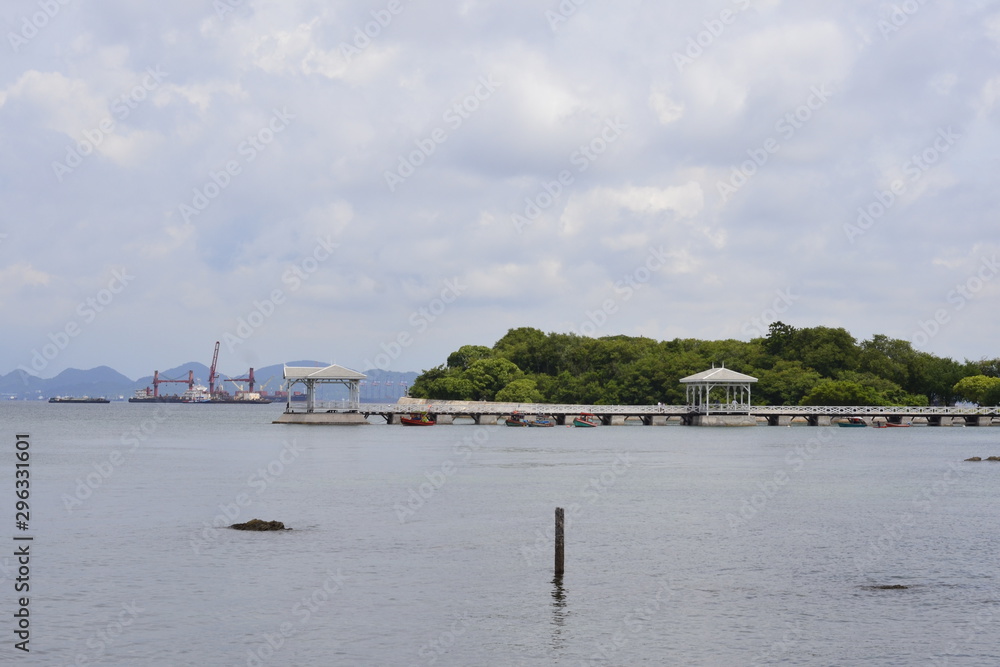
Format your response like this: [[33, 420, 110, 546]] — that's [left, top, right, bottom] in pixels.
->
[[2, 401, 999, 666]]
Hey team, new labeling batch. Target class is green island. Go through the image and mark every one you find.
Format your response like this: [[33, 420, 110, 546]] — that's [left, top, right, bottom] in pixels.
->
[[409, 323, 1000, 407]]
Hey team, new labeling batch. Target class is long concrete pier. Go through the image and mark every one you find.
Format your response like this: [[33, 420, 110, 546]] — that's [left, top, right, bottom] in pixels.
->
[[274, 400, 1000, 426]]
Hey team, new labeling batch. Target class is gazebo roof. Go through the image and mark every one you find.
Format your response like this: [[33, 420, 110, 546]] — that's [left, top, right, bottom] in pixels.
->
[[283, 364, 367, 381], [679, 366, 758, 383]]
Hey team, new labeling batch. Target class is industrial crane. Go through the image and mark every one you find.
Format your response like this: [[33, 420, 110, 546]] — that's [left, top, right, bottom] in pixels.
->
[[208, 341, 220, 395], [152, 370, 194, 397]]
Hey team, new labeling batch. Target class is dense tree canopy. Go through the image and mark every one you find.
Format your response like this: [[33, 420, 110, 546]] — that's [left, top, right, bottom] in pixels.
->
[[408, 323, 987, 406]]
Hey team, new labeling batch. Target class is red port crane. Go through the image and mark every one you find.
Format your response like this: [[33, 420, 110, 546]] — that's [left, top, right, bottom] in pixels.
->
[[226, 368, 256, 394], [152, 370, 194, 397]]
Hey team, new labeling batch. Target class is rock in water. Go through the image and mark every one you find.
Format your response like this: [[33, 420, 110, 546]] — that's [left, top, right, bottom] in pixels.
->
[[965, 457, 982, 461], [230, 519, 288, 531]]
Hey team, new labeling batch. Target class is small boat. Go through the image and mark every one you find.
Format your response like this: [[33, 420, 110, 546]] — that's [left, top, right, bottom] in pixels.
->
[[505, 411, 529, 427], [573, 412, 600, 427], [401, 412, 435, 426], [874, 421, 910, 428], [528, 417, 555, 427], [838, 417, 867, 428]]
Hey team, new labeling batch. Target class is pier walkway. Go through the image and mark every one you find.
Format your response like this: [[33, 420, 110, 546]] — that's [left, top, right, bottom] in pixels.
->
[[284, 401, 1000, 426]]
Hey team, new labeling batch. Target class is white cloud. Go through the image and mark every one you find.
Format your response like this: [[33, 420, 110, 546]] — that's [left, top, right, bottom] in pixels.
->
[[0, 0, 997, 376]]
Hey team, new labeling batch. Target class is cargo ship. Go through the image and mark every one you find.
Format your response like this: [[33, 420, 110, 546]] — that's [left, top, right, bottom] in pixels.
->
[[129, 387, 272, 404], [49, 396, 111, 403]]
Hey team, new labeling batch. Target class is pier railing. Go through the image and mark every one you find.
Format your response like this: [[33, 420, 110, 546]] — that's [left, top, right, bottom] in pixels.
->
[[289, 401, 999, 419]]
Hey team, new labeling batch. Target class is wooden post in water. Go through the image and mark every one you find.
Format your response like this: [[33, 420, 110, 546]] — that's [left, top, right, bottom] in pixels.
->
[[554, 507, 565, 577]]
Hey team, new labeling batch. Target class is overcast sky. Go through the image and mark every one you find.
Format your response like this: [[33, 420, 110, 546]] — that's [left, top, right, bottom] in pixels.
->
[[2, 0, 998, 380]]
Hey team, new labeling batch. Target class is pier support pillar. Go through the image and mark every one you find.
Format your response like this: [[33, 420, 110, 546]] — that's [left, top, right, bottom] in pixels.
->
[[688, 414, 757, 426]]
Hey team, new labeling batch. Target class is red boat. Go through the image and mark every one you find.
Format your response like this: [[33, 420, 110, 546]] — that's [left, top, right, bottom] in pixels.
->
[[401, 412, 435, 426]]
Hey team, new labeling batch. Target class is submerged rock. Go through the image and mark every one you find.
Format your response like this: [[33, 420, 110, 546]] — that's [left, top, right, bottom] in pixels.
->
[[867, 584, 908, 590], [987, 457, 1000, 462], [230, 519, 288, 531], [965, 457, 982, 461]]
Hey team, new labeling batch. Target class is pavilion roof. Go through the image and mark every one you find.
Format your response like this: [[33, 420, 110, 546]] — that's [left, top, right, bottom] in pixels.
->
[[283, 364, 367, 381], [679, 366, 758, 383]]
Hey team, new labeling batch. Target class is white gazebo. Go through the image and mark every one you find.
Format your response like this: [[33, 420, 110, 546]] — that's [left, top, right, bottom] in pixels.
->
[[680, 365, 758, 416], [282, 364, 366, 413]]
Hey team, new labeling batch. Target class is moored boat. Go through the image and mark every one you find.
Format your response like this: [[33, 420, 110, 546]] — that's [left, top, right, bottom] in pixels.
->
[[505, 411, 529, 427], [838, 417, 867, 427], [573, 412, 600, 427], [528, 416, 555, 427], [401, 412, 435, 426], [48, 396, 110, 403]]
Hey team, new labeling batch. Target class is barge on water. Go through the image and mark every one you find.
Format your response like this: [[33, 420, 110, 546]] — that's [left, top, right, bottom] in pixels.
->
[[128, 388, 272, 404], [48, 396, 111, 403]]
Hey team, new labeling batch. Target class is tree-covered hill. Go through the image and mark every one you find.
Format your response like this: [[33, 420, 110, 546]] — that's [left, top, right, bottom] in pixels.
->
[[408, 324, 998, 406]]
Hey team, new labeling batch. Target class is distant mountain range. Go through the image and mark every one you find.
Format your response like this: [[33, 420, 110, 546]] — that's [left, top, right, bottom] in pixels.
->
[[0, 361, 418, 401]]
